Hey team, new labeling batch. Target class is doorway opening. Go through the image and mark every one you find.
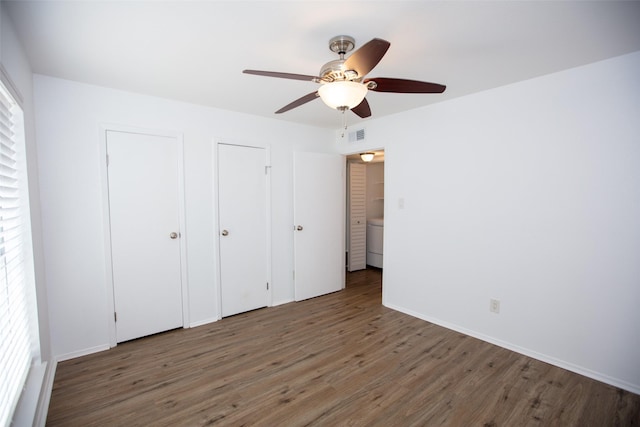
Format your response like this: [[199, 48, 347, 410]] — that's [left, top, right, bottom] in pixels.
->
[[345, 149, 385, 283]]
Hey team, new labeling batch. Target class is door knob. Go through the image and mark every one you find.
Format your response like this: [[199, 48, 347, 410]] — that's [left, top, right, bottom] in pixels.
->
[[170, 232, 178, 239], [221, 229, 229, 236], [296, 225, 303, 231]]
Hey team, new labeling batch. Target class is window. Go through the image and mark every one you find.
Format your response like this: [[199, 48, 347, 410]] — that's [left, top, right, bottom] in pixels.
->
[[0, 76, 34, 426]]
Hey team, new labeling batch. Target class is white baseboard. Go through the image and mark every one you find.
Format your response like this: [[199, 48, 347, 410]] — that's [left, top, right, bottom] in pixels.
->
[[189, 317, 219, 328], [272, 298, 294, 307], [56, 344, 110, 362], [384, 302, 640, 395]]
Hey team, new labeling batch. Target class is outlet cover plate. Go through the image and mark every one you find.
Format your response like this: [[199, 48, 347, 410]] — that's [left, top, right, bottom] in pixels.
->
[[490, 298, 500, 314]]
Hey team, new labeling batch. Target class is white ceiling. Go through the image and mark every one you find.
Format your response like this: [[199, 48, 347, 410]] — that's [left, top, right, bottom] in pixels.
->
[[5, 1, 640, 129]]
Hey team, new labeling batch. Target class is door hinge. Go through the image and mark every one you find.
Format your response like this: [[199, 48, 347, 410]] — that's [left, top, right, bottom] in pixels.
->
[[106, 154, 110, 166], [114, 312, 117, 322], [265, 165, 271, 175], [266, 282, 269, 290]]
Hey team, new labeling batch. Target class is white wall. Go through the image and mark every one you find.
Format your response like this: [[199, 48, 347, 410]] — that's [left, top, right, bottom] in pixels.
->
[[337, 51, 640, 393], [33, 75, 334, 359]]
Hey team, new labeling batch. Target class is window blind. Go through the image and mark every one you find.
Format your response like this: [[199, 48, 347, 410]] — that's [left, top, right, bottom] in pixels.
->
[[0, 79, 31, 426]]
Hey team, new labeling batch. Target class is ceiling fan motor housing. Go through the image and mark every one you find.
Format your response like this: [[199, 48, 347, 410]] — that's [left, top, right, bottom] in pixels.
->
[[320, 59, 359, 82]]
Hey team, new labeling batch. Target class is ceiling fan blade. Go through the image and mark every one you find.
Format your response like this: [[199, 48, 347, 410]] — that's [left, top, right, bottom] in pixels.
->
[[275, 91, 319, 114], [366, 77, 446, 93], [343, 38, 390, 78], [243, 69, 321, 82], [351, 98, 371, 118]]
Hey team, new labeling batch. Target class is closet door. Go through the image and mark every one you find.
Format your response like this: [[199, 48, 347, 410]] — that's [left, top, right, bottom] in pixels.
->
[[217, 143, 269, 317], [348, 162, 367, 271], [106, 130, 184, 343]]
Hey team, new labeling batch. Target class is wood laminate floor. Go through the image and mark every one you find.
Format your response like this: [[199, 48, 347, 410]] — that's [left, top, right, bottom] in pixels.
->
[[47, 268, 640, 426]]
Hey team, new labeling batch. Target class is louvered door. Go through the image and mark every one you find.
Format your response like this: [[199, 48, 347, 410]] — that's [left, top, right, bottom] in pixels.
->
[[348, 162, 367, 271]]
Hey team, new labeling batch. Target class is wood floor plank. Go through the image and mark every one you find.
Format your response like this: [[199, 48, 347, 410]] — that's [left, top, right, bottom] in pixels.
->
[[46, 268, 640, 426]]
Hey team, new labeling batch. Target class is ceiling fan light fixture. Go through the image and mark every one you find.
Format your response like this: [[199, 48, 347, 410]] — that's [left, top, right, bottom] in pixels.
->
[[318, 81, 367, 110], [360, 152, 375, 162]]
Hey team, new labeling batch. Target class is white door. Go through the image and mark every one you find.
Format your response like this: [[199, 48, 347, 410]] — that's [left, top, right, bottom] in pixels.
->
[[293, 152, 345, 301], [348, 162, 367, 272], [106, 130, 184, 343], [218, 143, 269, 317]]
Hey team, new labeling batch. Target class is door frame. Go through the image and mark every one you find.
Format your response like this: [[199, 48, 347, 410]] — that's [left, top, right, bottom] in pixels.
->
[[344, 147, 386, 287], [212, 139, 272, 320], [100, 124, 189, 348]]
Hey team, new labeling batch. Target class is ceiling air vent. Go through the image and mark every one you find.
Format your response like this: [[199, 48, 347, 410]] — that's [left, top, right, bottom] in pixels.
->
[[348, 128, 366, 143]]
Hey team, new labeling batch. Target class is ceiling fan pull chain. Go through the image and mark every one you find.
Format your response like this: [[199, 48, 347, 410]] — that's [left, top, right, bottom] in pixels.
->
[[341, 108, 348, 137]]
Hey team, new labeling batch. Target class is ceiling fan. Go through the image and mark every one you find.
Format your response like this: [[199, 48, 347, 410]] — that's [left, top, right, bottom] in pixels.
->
[[243, 35, 446, 118]]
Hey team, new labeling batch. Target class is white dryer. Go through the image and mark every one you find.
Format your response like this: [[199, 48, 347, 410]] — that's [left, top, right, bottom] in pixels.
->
[[366, 218, 384, 268]]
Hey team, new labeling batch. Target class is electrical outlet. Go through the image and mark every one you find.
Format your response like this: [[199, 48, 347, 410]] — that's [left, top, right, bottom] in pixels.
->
[[490, 298, 500, 314]]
